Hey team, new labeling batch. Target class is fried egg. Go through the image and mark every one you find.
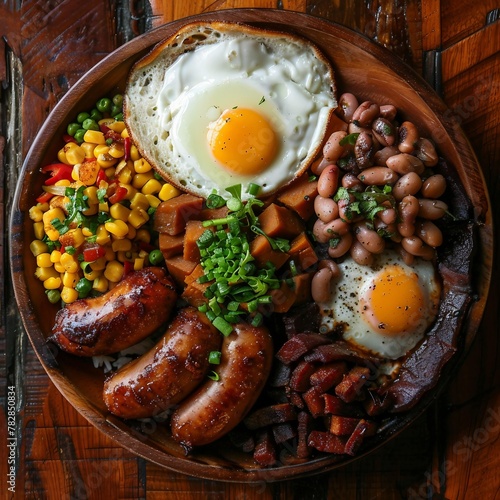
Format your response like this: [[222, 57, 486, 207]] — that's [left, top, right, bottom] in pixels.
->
[[124, 22, 337, 200], [319, 251, 441, 360]]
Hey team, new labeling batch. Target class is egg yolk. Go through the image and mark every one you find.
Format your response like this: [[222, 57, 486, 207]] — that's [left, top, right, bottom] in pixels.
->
[[360, 266, 424, 334], [207, 108, 278, 175]]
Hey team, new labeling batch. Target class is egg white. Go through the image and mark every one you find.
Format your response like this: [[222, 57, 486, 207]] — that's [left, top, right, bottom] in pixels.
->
[[125, 23, 336, 200], [319, 251, 441, 360]]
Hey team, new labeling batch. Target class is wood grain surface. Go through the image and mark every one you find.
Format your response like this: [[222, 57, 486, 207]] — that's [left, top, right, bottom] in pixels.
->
[[1, 0, 499, 498]]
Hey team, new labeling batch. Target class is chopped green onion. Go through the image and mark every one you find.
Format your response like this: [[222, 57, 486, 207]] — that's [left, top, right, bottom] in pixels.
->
[[247, 183, 261, 196], [208, 351, 221, 365], [208, 370, 220, 381]]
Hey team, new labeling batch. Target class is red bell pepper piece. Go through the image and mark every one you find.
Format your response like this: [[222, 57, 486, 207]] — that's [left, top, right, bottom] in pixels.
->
[[36, 191, 54, 203], [83, 244, 107, 263], [96, 168, 109, 185], [63, 134, 77, 144], [123, 260, 134, 276], [41, 163, 74, 185], [124, 137, 132, 161], [108, 186, 127, 204]]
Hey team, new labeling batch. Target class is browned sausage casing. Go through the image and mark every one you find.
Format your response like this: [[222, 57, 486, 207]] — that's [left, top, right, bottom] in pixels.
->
[[170, 322, 273, 450], [50, 267, 177, 356], [103, 307, 221, 419]]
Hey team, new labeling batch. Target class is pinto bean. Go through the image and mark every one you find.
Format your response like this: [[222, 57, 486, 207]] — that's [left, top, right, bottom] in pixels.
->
[[314, 196, 339, 223], [341, 173, 364, 191], [313, 219, 330, 243], [386, 153, 424, 175], [348, 122, 370, 135], [379, 104, 397, 121], [311, 267, 334, 303], [336, 93, 359, 122], [395, 243, 415, 265], [372, 117, 396, 147], [373, 146, 399, 166], [398, 121, 419, 153], [317, 164, 340, 198], [318, 259, 341, 279], [401, 236, 436, 260], [349, 240, 374, 266], [417, 198, 448, 220], [357, 167, 400, 186], [327, 232, 353, 258], [311, 157, 333, 176], [378, 207, 397, 225], [415, 220, 443, 247], [324, 217, 351, 237], [397, 195, 419, 237], [354, 131, 375, 169], [323, 131, 348, 163], [354, 222, 385, 254], [393, 172, 423, 201], [352, 101, 380, 128], [421, 174, 446, 198], [338, 197, 362, 222], [415, 137, 439, 167]]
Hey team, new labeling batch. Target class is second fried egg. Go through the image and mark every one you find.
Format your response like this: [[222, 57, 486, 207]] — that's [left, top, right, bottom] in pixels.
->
[[319, 251, 441, 360]]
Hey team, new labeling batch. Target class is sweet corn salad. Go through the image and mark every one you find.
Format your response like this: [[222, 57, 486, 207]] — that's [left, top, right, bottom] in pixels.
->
[[29, 94, 181, 305]]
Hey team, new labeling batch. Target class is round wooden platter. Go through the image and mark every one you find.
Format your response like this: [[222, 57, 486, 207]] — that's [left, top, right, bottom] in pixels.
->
[[9, 9, 493, 482]]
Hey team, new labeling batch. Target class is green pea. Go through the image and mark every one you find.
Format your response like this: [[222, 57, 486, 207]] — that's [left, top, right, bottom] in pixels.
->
[[82, 118, 99, 131], [46, 289, 61, 304], [74, 128, 86, 143], [90, 108, 103, 121], [113, 113, 124, 122], [67, 122, 80, 136], [96, 97, 112, 113], [149, 249, 164, 266], [77, 112, 90, 124], [112, 94, 123, 107], [75, 278, 93, 298], [110, 104, 121, 117]]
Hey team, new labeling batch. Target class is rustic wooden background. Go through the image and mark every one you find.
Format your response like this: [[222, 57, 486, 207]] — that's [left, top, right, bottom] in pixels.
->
[[1, 0, 499, 498]]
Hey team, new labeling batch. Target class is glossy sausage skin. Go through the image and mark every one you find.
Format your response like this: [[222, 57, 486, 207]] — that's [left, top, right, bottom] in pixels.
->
[[170, 322, 273, 450], [103, 307, 221, 419], [50, 267, 177, 356]]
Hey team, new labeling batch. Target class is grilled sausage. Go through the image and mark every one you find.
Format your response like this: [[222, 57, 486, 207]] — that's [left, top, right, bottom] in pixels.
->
[[103, 307, 221, 419], [170, 322, 273, 450], [50, 267, 177, 356]]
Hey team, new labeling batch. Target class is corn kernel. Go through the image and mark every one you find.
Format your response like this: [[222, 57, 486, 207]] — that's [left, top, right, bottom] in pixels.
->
[[135, 229, 151, 244], [33, 222, 45, 240], [57, 147, 70, 165], [121, 184, 138, 201], [98, 117, 116, 128], [105, 167, 116, 178], [133, 158, 152, 174], [97, 153, 118, 169], [54, 179, 71, 187], [121, 128, 129, 138], [126, 224, 137, 240], [141, 179, 162, 196], [99, 202, 109, 213], [94, 145, 110, 157], [83, 268, 101, 281], [54, 262, 66, 273], [108, 142, 125, 158], [130, 145, 140, 161], [128, 207, 150, 229], [105, 219, 129, 238], [93, 276, 109, 293], [110, 203, 131, 221], [59, 228, 85, 249], [138, 249, 149, 259], [104, 260, 124, 282], [133, 258, 144, 271], [62, 271, 79, 288], [130, 193, 149, 211], [35, 266, 59, 281], [158, 183, 181, 201], [71, 167, 80, 181], [107, 120, 126, 133], [82, 227, 94, 237], [117, 165, 133, 185], [46, 229, 60, 241], [76, 161, 100, 186], [61, 286, 79, 304], [43, 207, 66, 231], [64, 143, 85, 165], [50, 250, 62, 263], [145, 194, 161, 208], [90, 257, 107, 271], [83, 130, 106, 145], [112, 238, 132, 252], [80, 142, 96, 158], [104, 246, 115, 261], [60, 253, 79, 273], [96, 225, 111, 246], [30, 240, 49, 257], [29, 206, 44, 222], [133, 171, 154, 189], [117, 250, 133, 263], [36, 252, 52, 267], [44, 277, 62, 290], [37, 202, 50, 212]]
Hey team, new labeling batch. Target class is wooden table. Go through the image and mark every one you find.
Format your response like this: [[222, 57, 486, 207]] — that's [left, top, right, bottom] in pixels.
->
[[1, 1, 498, 498]]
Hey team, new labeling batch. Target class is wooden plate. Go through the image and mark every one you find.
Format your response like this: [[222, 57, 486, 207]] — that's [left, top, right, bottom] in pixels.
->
[[9, 9, 493, 482]]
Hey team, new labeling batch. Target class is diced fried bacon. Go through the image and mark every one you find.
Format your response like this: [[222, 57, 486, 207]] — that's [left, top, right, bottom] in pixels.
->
[[276, 333, 331, 365], [268, 361, 292, 388], [322, 394, 364, 417], [363, 390, 393, 416], [253, 429, 277, 466], [309, 362, 348, 392], [296, 411, 314, 459], [334, 366, 371, 403], [289, 361, 317, 392], [272, 423, 297, 444], [329, 415, 364, 436], [287, 389, 305, 409], [302, 386, 325, 418], [304, 340, 380, 364], [344, 419, 377, 456], [308, 431, 346, 454], [244, 403, 297, 430]]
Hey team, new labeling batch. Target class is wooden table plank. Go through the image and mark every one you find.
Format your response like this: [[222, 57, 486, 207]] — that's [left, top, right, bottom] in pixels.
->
[[1, 0, 498, 498]]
